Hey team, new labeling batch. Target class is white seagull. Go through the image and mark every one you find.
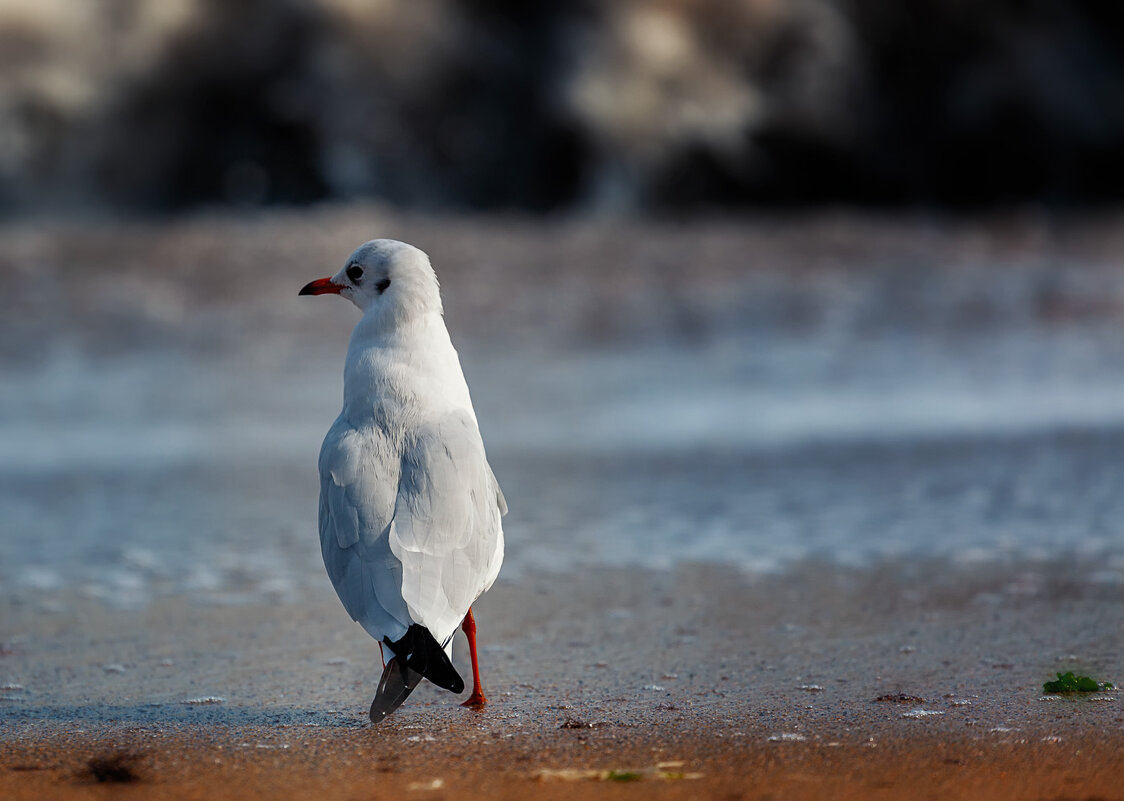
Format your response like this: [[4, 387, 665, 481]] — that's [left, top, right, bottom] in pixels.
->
[[300, 239, 506, 722]]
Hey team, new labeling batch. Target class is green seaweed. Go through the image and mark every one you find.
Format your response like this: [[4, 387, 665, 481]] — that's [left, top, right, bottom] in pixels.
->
[[1042, 671, 1114, 694], [606, 771, 643, 782]]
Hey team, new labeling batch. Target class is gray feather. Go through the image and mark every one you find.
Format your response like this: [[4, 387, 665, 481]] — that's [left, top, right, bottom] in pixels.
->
[[318, 419, 411, 643]]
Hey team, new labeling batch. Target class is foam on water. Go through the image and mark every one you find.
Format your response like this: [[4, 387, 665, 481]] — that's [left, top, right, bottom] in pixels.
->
[[474, 328, 1124, 455]]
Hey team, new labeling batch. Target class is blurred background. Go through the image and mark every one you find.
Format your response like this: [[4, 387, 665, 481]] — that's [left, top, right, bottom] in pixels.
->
[[3, 0, 1124, 215], [3, 0, 1124, 675]]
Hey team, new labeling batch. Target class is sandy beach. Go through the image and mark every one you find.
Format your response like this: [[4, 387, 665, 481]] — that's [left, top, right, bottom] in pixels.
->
[[5, 730, 1124, 800], [2, 209, 1123, 797], [3, 561, 1123, 799]]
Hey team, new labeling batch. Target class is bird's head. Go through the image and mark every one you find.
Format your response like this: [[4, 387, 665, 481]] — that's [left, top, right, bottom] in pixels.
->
[[299, 239, 442, 324]]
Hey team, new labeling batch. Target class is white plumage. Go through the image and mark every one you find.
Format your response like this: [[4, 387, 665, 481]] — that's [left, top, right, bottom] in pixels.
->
[[301, 239, 505, 719]]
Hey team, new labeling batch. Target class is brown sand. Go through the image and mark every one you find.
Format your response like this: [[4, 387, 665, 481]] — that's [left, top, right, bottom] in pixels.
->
[[3, 563, 1122, 799], [4, 728, 1124, 801]]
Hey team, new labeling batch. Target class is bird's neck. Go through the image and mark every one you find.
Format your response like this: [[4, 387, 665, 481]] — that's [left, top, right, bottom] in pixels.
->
[[341, 312, 475, 425]]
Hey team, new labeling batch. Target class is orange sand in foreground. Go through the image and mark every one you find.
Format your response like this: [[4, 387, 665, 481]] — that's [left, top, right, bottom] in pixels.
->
[[3, 728, 1123, 801]]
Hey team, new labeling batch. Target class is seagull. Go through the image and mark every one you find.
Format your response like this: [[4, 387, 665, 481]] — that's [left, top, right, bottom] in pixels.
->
[[299, 239, 506, 723]]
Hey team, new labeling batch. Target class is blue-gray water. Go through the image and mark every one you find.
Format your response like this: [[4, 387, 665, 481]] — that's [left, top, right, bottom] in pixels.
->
[[3, 213, 1124, 611]]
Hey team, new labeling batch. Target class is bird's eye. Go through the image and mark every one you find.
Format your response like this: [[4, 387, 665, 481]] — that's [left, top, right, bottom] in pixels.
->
[[346, 264, 363, 282], [375, 278, 391, 294]]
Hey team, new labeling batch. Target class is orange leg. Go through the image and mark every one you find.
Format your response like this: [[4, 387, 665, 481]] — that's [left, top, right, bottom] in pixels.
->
[[460, 607, 487, 708]]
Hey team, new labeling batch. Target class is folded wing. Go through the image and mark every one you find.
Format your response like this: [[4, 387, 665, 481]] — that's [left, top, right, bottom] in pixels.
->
[[390, 411, 505, 645], [318, 412, 505, 648], [319, 420, 412, 643]]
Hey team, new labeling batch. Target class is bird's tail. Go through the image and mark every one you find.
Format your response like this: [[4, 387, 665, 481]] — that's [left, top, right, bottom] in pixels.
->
[[369, 656, 423, 723], [369, 624, 465, 723]]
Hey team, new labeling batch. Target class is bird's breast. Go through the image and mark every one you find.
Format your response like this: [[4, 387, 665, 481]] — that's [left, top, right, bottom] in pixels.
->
[[342, 347, 475, 432]]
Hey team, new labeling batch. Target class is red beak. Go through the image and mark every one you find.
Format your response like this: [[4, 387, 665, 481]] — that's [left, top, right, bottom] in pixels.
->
[[299, 277, 345, 296]]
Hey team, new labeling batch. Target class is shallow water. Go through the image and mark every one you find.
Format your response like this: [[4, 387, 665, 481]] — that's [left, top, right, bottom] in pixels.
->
[[3, 213, 1124, 610]]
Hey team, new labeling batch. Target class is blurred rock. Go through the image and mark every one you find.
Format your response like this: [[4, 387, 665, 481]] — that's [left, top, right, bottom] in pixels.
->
[[560, 0, 864, 209], [0, 0, 1123, 214]]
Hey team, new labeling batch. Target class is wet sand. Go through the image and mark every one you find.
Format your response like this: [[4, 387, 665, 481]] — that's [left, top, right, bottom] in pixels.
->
[[3, 562, 1121, 799], [4, 729, 1124, 800]]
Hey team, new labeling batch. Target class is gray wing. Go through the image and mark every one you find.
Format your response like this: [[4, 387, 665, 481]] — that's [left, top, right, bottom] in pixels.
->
[[318, 419, 412, 644], [318, 412, 506, 647], [389, 411, 505, 645]]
